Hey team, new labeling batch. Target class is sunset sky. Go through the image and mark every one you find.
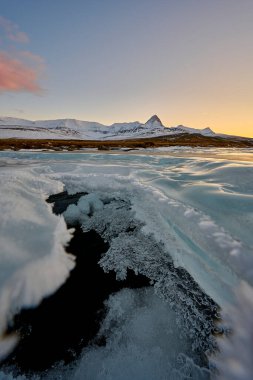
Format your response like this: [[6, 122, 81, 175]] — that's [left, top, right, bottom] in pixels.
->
[[0, 0, 252, 137]]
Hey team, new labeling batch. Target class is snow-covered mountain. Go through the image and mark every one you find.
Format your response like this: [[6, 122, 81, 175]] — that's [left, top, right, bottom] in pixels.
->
[[0, 115, 216, 140]]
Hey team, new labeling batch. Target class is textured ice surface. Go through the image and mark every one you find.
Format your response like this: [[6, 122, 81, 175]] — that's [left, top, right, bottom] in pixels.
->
[[60, 288, 210, 380], [0, 288, 210, 380], [0, 149, 253, 379], [63, 193, 104, 224], [0, 165, 74, 358], [213, 282, 253, 380]]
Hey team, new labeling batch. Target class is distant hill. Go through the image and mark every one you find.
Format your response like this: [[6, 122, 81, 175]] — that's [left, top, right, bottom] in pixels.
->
[[0, 115, 216, 140]]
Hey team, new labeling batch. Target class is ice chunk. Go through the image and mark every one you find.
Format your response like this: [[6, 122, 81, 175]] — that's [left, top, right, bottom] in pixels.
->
[[77, 196, 90, 215], [63, 204, 81, 224], [84, 193, 104, 213]]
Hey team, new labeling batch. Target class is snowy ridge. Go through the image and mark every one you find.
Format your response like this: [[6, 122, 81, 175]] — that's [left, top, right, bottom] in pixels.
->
[[0, 115, 216, 140], [169, 125, 215, 136]]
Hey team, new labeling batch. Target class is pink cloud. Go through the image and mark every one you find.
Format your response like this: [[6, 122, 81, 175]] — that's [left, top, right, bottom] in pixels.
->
[[0, 16, 29, 43], [0, 51, 44, 94], [0, 16, 46, 95]]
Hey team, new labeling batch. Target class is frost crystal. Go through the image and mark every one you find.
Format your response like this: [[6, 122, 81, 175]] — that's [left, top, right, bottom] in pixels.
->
[[79, 194, 218, 354]]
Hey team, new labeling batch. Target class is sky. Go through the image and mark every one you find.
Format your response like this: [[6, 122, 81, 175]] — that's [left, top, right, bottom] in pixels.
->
[[0, 0, 252, 137]]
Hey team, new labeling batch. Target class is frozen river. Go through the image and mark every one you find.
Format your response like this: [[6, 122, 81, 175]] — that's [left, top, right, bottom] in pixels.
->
[[0, 148, 253, 379]]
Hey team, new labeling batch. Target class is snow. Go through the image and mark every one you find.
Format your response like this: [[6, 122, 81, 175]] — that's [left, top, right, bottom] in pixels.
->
[[63, 203, 82, 224], [63, 193, 104, 224], [0, 165, 75, 358], [77, 196, 91, 214], [0, 117, 35, 127], [83, 193, 104, 212], [0, 115, 216, 140], [168, 125, 215, 136]]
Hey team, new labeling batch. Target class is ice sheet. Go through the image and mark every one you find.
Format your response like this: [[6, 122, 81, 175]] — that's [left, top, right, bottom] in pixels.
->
[[0, 149, 253, 379]]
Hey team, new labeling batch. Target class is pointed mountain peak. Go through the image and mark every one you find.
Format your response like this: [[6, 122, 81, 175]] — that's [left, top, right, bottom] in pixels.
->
[[145, 115, 163, 126], [201, 127, 215, 135]]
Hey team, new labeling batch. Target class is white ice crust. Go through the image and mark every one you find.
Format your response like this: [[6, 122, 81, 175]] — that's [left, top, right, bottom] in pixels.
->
[[0, 165, 75, 358]]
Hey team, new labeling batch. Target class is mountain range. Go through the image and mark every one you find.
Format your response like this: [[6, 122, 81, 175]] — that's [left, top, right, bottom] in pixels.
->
[[0, 115, 215, 140]]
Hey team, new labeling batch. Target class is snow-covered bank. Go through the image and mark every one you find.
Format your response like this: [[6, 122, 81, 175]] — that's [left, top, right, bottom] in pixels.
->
[[0, 167, 74, 359]]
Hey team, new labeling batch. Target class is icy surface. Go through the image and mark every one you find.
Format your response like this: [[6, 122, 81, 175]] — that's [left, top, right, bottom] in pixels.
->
[[79, 196, 218, 353], [213, 282, 253, 380], [0, 148, 253, 379], [0, 289, 210, 380], [58, 288, 210, 380]]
